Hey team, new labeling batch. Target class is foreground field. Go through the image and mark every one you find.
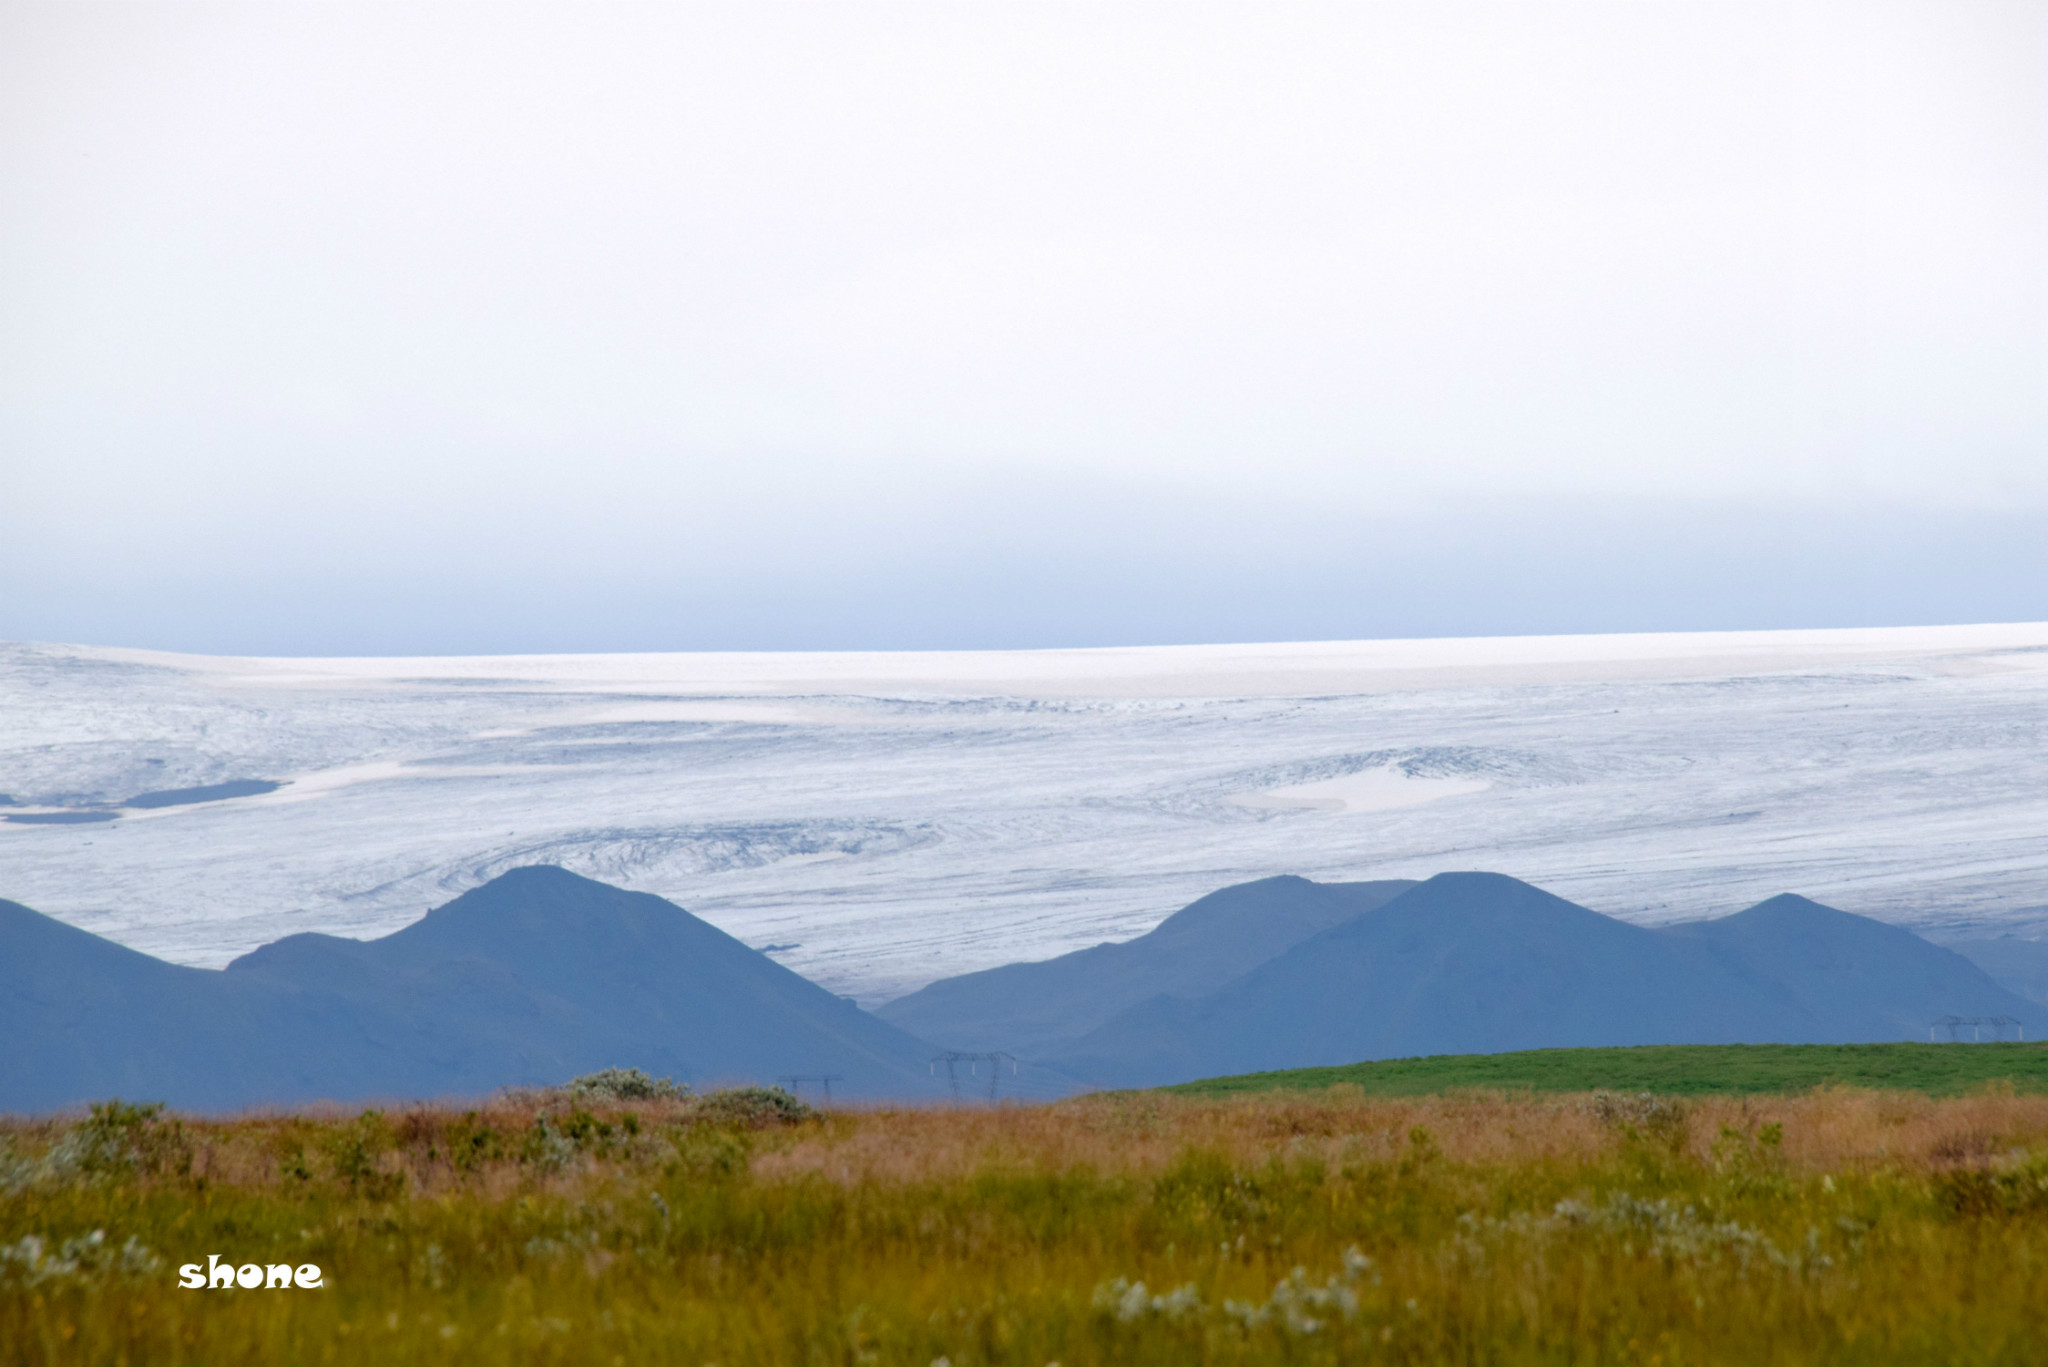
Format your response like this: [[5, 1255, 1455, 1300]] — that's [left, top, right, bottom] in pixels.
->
[[1170, 1042, 2048, 1099], [6, 1083, 2048, 1365]]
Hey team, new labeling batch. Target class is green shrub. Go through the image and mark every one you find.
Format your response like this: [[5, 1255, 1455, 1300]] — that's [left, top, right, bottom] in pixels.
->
[[688, 1085, 813, 1128], [24, 1101, 190, 1187], [563, 1067, 690, 1102], [322, 1110, 403, 1199]]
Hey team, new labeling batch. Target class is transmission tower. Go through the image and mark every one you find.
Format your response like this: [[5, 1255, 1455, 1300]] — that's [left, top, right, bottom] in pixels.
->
[[777, 1074, 843, 1104], [1929, 1015, 2024, 1042], [929, 1051, 1018, 1103]]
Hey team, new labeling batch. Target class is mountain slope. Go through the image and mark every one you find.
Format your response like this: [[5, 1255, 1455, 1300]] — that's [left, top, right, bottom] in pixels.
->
[[876, 876, 1416, 1055], [1, 867, 944, 1112], [0, 898, 395, 1113], [1047, 873, 1807, 1087], [1929, 937, 2048, 1008], [229, 866, 944, 1099], [1049, 874, 2048, 1089], [1663, 894, 2041, 1039]]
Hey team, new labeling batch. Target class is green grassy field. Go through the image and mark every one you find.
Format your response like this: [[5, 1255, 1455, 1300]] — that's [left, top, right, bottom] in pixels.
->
[[1166, 1042, 2048, 1099]]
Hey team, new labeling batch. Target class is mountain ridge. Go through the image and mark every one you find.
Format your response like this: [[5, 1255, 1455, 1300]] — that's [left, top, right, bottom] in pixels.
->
[[876, 875, 1416, 1054], [1044, 873, 2045, 1088], [2, 867, 944, 1113], [6, 866, 2039, 1111]]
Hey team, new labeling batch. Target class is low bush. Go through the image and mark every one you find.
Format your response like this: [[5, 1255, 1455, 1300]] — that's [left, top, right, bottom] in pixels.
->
[[562, 1067, 690, 1103]]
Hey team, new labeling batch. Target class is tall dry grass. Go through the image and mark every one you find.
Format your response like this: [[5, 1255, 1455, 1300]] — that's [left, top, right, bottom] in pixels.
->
[[5, 1087, 2048, 1365], [761, 1086, 2048, 1182]]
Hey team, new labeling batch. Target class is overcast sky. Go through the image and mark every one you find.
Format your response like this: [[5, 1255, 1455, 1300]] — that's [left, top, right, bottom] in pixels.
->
[[3, 1, 2044, 654]]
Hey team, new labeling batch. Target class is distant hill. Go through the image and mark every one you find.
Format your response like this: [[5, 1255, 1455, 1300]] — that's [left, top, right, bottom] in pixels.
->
[[876, 876, 1416, 1055], [1944, 938, 2048, 1006], [1166, 1042, 2048, 1098], [0, 867, 943, 1113], [1661, 894, 2031, 1039], [10, 865, 2039, 1112], [1047, 873, 2048, 1089], [0, 896, 380, 1113]]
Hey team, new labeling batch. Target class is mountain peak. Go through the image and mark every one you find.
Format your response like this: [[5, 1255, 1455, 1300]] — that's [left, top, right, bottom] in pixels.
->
[[1419, 871, 1547, 895], [4, 870, 944, 1110], [1735, 893, 1842, 919], [477, 863, 592, 888], [1148, 875, 1318, 939], [462, 864, 616, 902], [1377, 871, 1607, 924], [877, 874, 1416, 1055], [398, 865, 657, 948], [1691, 893, 1925, 950]]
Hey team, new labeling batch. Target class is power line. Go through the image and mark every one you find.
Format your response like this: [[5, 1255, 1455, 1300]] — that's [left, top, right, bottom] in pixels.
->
[[777, 1074, 843, 1104], [929, 1051, 1018, 1103]]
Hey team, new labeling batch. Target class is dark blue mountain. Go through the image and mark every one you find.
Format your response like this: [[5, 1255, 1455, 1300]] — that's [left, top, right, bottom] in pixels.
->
[[9, 866, 2038, 1109], [877, 875, 1416, 1055], [1047, 873, 2048, 1088], [1662, 894, 2031, 1040], [0, 897, 380, 1112], [1, 867, 942, 1113], [1945, 936, 2048, 1006]]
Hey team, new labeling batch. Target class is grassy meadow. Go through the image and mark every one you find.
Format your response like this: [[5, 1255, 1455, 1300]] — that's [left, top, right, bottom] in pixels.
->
[[6, 1080, 2048, 1365], [1169, 1041, 2048, 1099]]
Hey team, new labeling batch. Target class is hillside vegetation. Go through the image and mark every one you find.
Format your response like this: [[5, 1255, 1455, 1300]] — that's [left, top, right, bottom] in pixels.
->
[[1169, 1042, 2048, 1099], [7, 1084, 2048, 1364]]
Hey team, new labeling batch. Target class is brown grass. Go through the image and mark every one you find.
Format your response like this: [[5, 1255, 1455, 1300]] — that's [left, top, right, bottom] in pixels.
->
[[760, 1087, 2048, 1183], [6, 1087, 2048, 1365]]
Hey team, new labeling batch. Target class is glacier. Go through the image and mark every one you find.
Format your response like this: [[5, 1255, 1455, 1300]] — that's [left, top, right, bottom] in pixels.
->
[[3, 623, 2047, 1005]]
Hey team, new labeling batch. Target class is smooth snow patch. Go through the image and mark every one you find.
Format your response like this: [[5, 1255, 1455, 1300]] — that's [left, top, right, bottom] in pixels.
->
[[561, 700, 867, 727], [1233, 768, 1491, 813], [75, 621, 2048, 701]]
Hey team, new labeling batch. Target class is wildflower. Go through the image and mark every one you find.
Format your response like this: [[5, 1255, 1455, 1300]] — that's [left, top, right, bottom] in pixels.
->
[[1222, 1247, 1370, 1335], [0, 1229, 159, 1286], [1092, 1277, 1203, 1322]]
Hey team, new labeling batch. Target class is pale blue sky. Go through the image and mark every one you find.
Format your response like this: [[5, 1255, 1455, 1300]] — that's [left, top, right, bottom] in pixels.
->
[[4, 2, 2044, 653]]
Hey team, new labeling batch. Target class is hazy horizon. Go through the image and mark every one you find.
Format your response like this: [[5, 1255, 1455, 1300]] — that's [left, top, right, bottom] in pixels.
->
[[6, 2, 2045, 654]]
